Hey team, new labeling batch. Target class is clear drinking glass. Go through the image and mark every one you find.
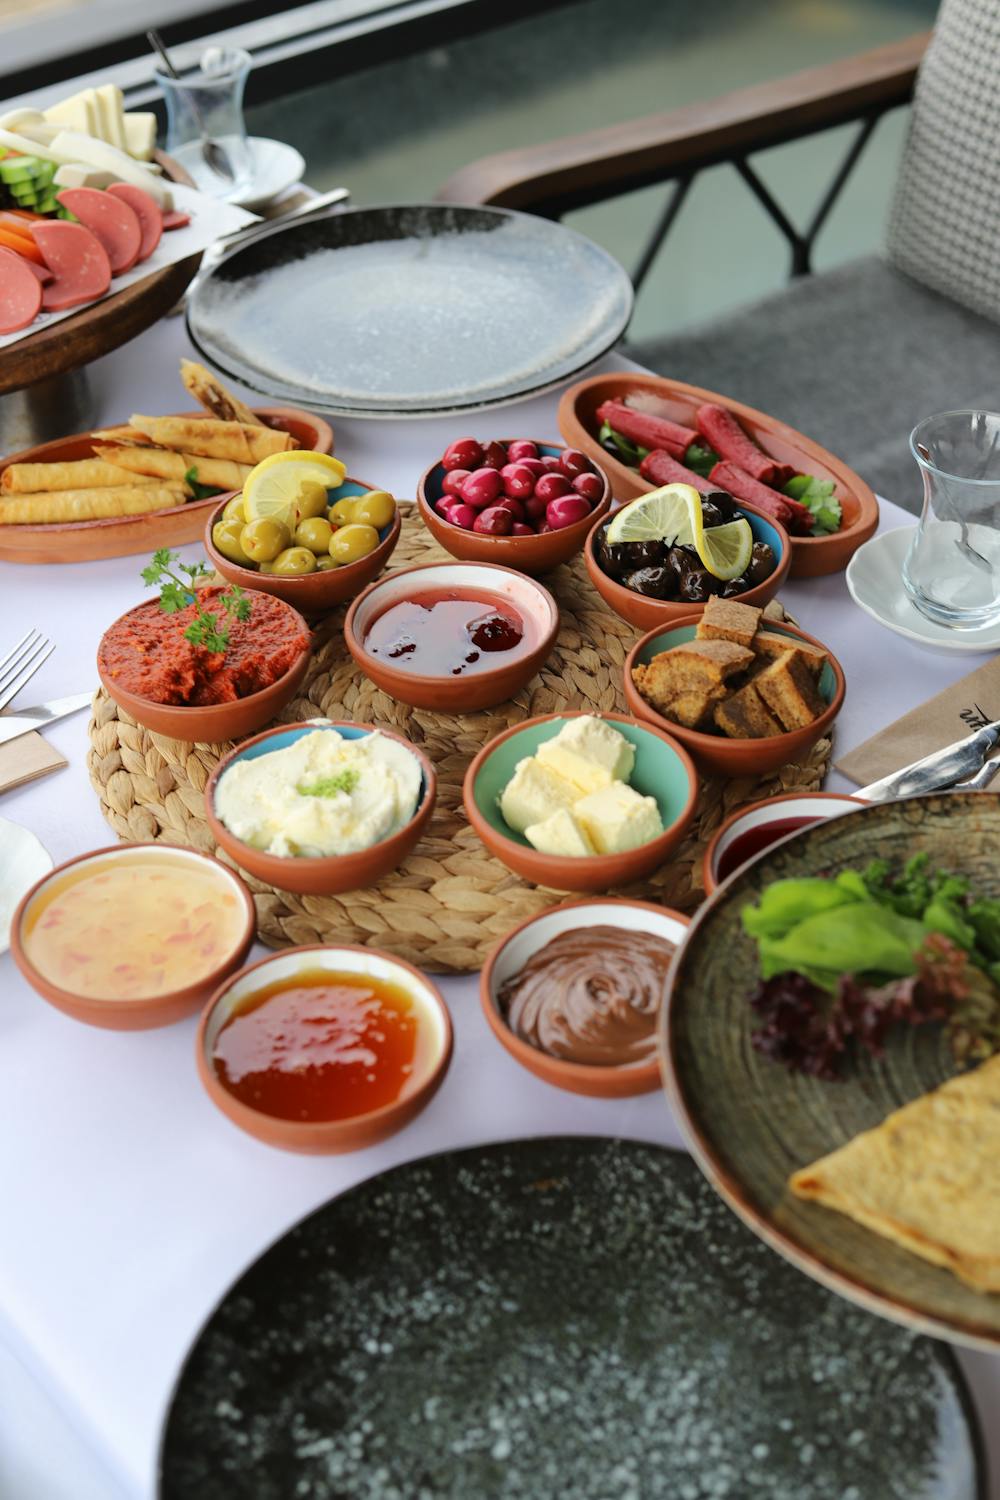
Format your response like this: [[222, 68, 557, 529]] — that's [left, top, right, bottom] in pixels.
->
[[155, 47, 254, 199], [902, 410, 1000, 630]]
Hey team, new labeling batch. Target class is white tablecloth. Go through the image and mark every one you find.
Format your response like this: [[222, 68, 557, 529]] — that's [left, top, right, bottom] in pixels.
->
[[1, 318, 998, 1499]]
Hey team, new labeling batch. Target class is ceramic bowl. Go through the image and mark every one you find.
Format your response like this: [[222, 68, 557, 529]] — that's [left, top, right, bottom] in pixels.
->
[[558, 372, 879, 579], [204, 479, 401, 618], [344, 560, 560, 712], [10, 843, 256, 1029], [204, 721, 437, 895], [702, 792, 866, 896], [481, 897, 690, 1097], [416, 440, 611, 575], [846, 526, 1000, 655], [196, 943, 453, 1153], [463, 710, 698, 893], [624, 615, 845, 779], [97, 595, 311, 744], [584, 504, 791, 631]]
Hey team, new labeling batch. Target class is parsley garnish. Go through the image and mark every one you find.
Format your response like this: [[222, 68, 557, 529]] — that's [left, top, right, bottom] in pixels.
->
[[141, 548, 251, 653], [183, 464, 221, 502], [598, 419, 648, 466], [297, 769, 360, 798], [783, 474, 843, 536]]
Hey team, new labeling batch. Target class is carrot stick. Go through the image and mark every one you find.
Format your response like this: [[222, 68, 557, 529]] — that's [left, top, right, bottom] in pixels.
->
[[0, 227, 44, 263]]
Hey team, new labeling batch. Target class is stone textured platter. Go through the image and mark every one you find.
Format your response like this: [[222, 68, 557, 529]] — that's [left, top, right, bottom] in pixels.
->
[[664, 793, 1000, 1350], [158, 1139, 983, 1500]]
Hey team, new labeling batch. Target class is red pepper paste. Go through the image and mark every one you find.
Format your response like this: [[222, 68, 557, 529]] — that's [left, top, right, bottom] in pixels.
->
[[99, 588, 309, 706]]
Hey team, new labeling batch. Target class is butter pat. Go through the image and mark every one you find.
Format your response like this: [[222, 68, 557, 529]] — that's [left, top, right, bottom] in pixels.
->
[[524, 808, 596, 857], [535, 715, 635, 794], [499, 756, 578, 835], [575, 782, 663, 855]]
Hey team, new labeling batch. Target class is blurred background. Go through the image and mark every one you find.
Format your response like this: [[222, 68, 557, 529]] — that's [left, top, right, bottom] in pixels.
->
[[1, 0, 937, 344]]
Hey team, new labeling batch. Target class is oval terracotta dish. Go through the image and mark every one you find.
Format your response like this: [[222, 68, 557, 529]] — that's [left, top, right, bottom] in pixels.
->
[[623, 615, 845, 779], [0, 407, 335, 566], [205, 721, 437, 896], [481, 898, 689, 1097], [703, 792, 866, 895], [463, 710, 698, 893], [558, 372, 879, 578], [584, 505, 791, 631], [344, 560, 560, 712], [11, 843, 255, 1029], [205, 482, 401, 617], [662, 792, 1000, 1351], [416, 439, 611, 575], [196, 943, 453, 1152]]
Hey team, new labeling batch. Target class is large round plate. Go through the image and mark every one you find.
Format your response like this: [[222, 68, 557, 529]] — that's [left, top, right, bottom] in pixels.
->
[[663, 792, 1000, 1350], [185, 204, 633, 418], [159, 1138, 983, 1499]]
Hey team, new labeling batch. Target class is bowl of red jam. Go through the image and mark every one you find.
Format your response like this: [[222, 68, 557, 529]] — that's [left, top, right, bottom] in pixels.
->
[[702, 792, 866, 895], [197, 944, 453, 1152], [344, 560, 560, 712]]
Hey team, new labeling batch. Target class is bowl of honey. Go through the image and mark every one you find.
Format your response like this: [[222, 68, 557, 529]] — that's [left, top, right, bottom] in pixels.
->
[[343, 560, 560, 712], [196, 944, 453, 1152]]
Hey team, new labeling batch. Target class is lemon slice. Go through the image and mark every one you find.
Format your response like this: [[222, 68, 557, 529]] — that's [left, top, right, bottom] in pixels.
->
[[243, 451, 347, 528], [605, 483, 703, 548], [696, 518, 754, 581]]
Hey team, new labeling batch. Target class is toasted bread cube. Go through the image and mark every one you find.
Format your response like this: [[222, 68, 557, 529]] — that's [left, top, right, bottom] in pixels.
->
[[665, 685, 727, 729], [631, 657, 684, 715], [714, 681, 783, 739], [753, 630, 828, 679], [663, 638, 755, 687], [755, 652, 825, 730], [695, 596, 762, 649]]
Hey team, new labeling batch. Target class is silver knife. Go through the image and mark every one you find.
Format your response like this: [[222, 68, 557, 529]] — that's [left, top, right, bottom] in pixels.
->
[[0, 692, 92, 749], [857, 719, 1000, 802]]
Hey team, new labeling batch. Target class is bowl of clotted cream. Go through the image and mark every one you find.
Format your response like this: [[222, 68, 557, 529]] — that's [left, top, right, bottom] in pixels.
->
[[205, 722, 437, 895]]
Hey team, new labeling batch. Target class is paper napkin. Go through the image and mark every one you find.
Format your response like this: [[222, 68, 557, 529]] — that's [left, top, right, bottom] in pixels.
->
[[0, 732, 66, 794]]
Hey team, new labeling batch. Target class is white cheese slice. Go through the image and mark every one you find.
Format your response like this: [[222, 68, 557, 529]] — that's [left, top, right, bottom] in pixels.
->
[[0, 108, 46, 131], [47, 131, 172, 207], [123, 112, 157, 162], [95, 85, 126, 151], [44, 90, 101, 139], [54, 162, 118, 190], [0, 127, 62, 163]]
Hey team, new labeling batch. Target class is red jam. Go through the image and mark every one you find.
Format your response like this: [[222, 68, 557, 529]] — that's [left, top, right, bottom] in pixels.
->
[[211, 968, 430, 1122], [363, 588, 526, 677], [717, 816, 817, 882]]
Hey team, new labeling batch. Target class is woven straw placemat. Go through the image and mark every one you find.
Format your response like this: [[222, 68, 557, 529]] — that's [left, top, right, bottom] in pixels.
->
[[87, 510, 831, 972]]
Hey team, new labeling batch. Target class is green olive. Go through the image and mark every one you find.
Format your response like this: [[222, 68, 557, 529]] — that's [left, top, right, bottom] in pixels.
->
[[329, 522, 379, 565], [222, 493, 247, 523], [328, 496, 357, 527], [315, 556, 340, 571], [258, 560, 278, 574], [295, 516, 334, 555], [295, 480, 329, 520], [351, 490, 395, 529], [241, 517, 291, 564], [212, 518, 255, 567], [272, 545, 318, 576]]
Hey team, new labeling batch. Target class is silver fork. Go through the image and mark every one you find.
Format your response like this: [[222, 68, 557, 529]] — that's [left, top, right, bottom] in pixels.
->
[[0, 630, 54, 711]]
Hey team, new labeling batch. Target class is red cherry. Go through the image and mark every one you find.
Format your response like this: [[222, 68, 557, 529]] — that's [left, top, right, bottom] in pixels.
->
[[511, 521, 535, 536], [507, 440, 539, 462], [482, 440, 508, 470], [539, 456, 563, 473], [472, 505, 513, 535], [461, 467, 503, 508], [442, 438, 484, 471], [442, 468, 471, 498], [524, 494, 548, 523], [559, 447, 593, 479], [572, 472, 604, 503], [546, 494, 592, 530], [445, 502, 477, 530], [519, 458, 546, 478], [500, 463, 535, 500], [493, 496, 525, 522], [534, 472, 572, 502]]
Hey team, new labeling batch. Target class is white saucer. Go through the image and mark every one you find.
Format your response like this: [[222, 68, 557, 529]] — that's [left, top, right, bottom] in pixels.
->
[[846, 526, 1000, 653], [232, 138, 306, 211], [0, 816, 52, 955]]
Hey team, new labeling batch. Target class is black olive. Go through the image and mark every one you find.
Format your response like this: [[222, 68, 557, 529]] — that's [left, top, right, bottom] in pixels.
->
[[700, 501, 725, 529], [678, 568, 723, 602], [747, 542, 774, 585], [599, 534, 668, 578], [624, 565, 676, 599], [667, 545, 700, 577], [721, 575, 750, 597], [702, 489, 740, 522]]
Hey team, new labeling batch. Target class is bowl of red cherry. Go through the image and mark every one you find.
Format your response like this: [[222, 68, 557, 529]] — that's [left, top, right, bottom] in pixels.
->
[[416, 437, 611, 576]]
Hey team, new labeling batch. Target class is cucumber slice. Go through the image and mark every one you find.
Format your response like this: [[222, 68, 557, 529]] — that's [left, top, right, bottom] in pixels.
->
[[35, 194, 59, 213], [0, 161, 45, 184]]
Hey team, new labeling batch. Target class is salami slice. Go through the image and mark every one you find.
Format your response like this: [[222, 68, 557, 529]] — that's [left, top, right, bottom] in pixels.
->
[[106, 182, 163, 262], [161, 209, 191, 231], [0, 251, 43, 333], [31, 220, 112, 311], [55, 187, 142, 275], [0, 246, 52, 284]]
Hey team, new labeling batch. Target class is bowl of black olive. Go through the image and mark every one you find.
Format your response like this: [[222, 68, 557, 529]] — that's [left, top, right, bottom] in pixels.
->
[[584, 490, 791, 630]]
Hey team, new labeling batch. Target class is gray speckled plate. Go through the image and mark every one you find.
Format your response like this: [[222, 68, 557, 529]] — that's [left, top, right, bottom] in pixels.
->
[[158, 1139, 983, 1500], [185, 204, 633, 417]]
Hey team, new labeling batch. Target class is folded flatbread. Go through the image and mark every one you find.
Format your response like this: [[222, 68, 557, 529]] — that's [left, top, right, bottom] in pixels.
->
[[128, 415, 296, 464], [0, 460, 159, 494], [790, 1055, 1000, 1292], [180, 358, 261, 427], [0, 485, 186, 524], [93, 443, 251, 493]]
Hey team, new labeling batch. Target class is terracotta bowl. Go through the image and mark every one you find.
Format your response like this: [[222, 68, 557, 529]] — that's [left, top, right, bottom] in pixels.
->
[[344, 560, 560, 712], [702, 791, 867, 896], [205, 478, 401, 618], [481, 898, 690, 1097], [204, 721, 437, 895], [463, 710, 698, 893], [584, 503, 791, 632], [416, 439, 611, 575], [623, 615, 846, 779], [97, 596, 312, 743], [558, 372, 880, 579], [0, 405, 334, 566], [196, 943, 453, 1153], [10, 843, 255, 1030]]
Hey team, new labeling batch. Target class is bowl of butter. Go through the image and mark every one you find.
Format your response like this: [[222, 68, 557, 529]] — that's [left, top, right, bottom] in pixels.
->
[[462, 712, 697, 893], [205, 721, 437, 895]]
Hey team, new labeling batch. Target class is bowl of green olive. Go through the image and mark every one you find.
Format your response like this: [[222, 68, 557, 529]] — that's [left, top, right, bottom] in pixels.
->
[[205, 479, 401, 617]]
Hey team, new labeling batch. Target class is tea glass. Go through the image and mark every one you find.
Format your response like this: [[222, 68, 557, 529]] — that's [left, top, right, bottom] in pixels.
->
[[155, 46, 254, 199]]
